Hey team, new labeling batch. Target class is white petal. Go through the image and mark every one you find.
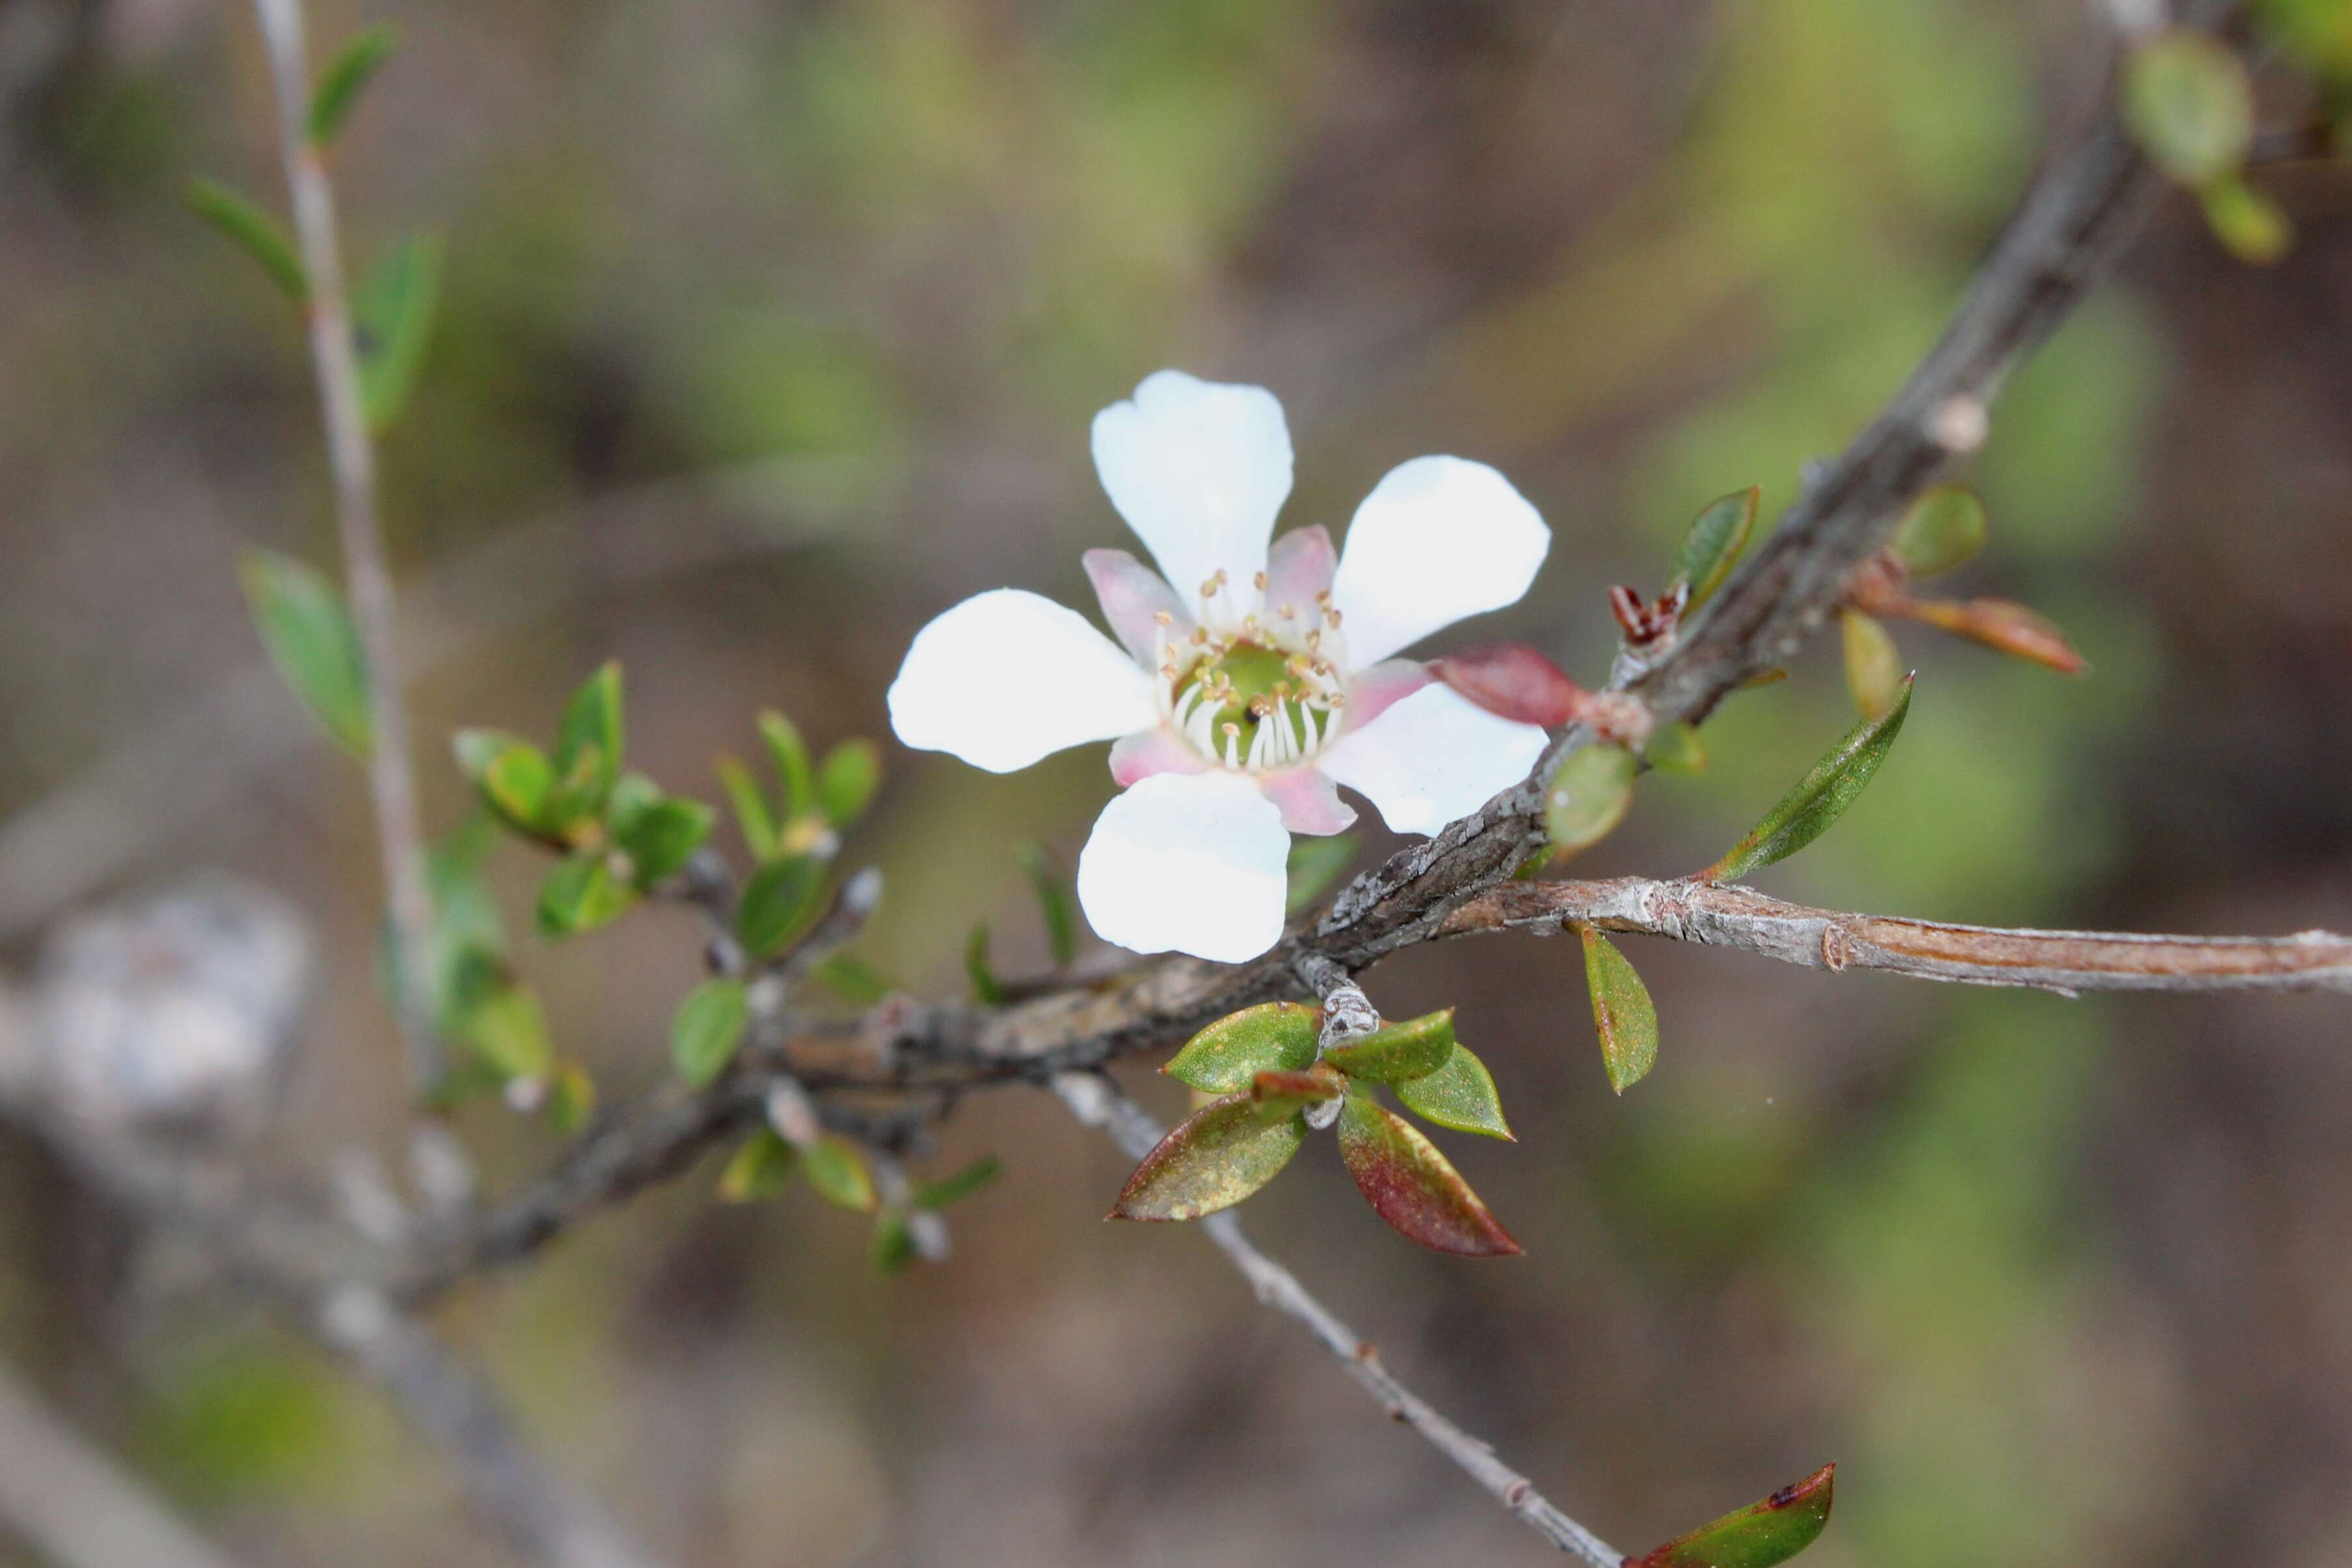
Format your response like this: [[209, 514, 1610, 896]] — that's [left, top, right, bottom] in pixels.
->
[[1330, 456, 1550, 667], [1263, 524, 1337, 615], [1091, 370, 1292, 606], [1109, 728, 1208, 787], [1076, 772, 1290, 962], [1258, 766, 1357, 835], [888, 589, 1157, 774], [1316, 683, 1548, 837]]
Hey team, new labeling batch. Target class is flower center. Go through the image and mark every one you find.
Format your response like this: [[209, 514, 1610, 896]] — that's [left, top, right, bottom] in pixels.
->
[[1156, 605, 1349, 774]]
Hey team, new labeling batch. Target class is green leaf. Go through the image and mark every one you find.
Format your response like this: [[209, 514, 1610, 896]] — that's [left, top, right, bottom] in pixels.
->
[[715, 757, 780, 861], [1840, 609, 1903, 721], [1646, 721, 1708, 777], [184, 178, 306, 301], [1543, 744, 1637, 859], [545, 1061, 596, 1135], [735, 856, 821, 957], [306, 21, 400, 146], [1627, 1464, 1835, 1568], [552, 662, 623, 813], [1890, 486, 1987, 578], [610, 783, 715, 887], [455, 731, 556, 839], [1703, 675, 1913, 882], [1016, 843, 1078, 968], [458, 979, 553, 1083], [1395, 1044, 1512, 1140], [913, 1155, 1001, 1210], [963, 923, 1006, 1005], [1324, 1009, 1456, 1084], [801, 1134, 877, 1212], [670, 977, 750, 1088], [1285, 832, 1359, 914], [1162, 1001, 1320, 1093], [1335, 1094, 1520, 1256], [238, 550, 369, 755], [2125, 32, 2253, 185], [2202, 172, 2291, 263], [869, 1210, 919, 1274], [1580, 925, 1659, 1095], [809, 951, 891, 1005], [536, 854, 638, 938], [758, 711, 816, 823], [815, 738, 881, 828], [421, 819, 507, 1033], [1110, 1094, 1308, 1222], [353, 233, 442, 430], [1669, 485, 1759, 608], [717, 1130, 797, 1203]]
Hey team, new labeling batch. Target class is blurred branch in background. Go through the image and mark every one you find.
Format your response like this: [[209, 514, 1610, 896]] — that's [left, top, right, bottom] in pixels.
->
[[0, 1367, 246, 1568], [1442, 876, 2352, 993], [248, 0, 437, 1089]]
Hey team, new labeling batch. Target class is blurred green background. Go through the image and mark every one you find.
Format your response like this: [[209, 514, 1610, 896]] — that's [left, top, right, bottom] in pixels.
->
[[2, 1, 2350, 1563]]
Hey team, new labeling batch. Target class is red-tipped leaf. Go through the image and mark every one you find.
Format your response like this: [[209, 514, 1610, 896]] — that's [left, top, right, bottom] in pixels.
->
[[1430, 644, 1585, 728], [1112, 1095, 1307, 1222], [1627, 1463, 1835, 1568], [1335, 1094, 1520, 1256]]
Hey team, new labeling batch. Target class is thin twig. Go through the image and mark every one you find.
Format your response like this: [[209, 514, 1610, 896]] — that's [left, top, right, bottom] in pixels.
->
[[249, 0, 439, 1090], [315, 1289, 666, 1568], [0, 1367, 247, 1568], [1053, 1074, 1624, 1565], [1441, 878, 2352, 994]]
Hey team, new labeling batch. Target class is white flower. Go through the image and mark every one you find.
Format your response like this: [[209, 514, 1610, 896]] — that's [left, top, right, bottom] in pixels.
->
[[888, 369, 1552, 964]]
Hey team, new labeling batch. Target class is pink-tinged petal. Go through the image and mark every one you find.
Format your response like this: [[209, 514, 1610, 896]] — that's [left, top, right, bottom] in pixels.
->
[[1092, 371, 1292, 604], [1318, 684, 1549, 836], [888, 589, 1159, 774], [1331, 456, 1551, 665], [1083, 548, 1192, 665], [1344, 658, 1434, 729], [1109, 728, 1208, 787], [1076, 772, 1290, 962], [1258, 766, 1357, 835], [1263, 524, 1337, 619]]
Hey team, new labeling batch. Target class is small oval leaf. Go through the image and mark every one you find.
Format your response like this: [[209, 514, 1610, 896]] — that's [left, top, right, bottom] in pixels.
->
[[758, 710, 816, 822], [239, 550, 370, 756], [717, 1130, 798, 1203], [913, 1155, 1000, 1210], [2201, 172, 2291, 263], [1671, 485, 1759, 608], [1840, 609, 1903, 720], [737, 856, 823, 957], [307, 21, 401, 147], [552, 662, 623, 811], [1394, 1044, 1512, 1140], [801, 1134, 877, 1212], [1580, 925, 1658, 1095], [1324, 1009, 1456, 1084], [1897, 597, 2087, 675], [184, 178, 307, 301], [1111, 1095, 1308, 1222], [1703, 675, 1913, 883], [1430, 643, 1583, 728], [354, 232, 442, 430], [1335, 1095, 1520, 1256], [1163, 1001, 1321, 1093], [1250, 1065, 1346, 1115], [2125, 32, 2252, 185], [1891, 487, 1987, 579], [671, 977, 749, 1089], [1544, 744, 1637, 859], [611, 787, 716, 888], [815, 738, 882, 827], [1645, 721, 1708, 777], [1628, 1463, 1835, 1568], [1017, 843, 1079, 968]]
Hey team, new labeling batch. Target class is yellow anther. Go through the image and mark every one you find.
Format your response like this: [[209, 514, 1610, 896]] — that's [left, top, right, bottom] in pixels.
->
[[1253, 570, 1268, 591], [1325, 609, 1344, 629], [1152, 609, 1173, 625]]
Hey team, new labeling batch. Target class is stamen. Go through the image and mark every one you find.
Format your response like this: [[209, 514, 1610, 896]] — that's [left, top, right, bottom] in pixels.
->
[[1325, 609, 1344, 629], [1253, 570, 1268, 591], [1278, 602, 1297, 621], [1152, 610, 1172, 626]]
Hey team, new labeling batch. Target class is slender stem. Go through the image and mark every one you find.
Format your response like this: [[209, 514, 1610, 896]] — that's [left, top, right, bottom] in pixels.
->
[[249, 0, 440, 1089], [1054, 1074, 1625, 1567], [1442, 878, 2352, 994]]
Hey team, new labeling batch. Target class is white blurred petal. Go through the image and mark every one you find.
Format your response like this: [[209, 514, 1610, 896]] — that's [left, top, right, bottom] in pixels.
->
[[1330, 456, 1550, 666], [1316, 684, 1548, 837], [1263, 524, 1337, 615], [1343, 658, 1434, 730], [1090, 370, 1292, 604], [1083, 548, 1191, 665], [1076, 772, 1290, 962], [887, 589, 1157, 774]]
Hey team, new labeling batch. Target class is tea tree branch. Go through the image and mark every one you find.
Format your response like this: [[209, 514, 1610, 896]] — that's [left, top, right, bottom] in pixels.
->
[[250, 0, 439, 1089], [1442, 878, 2352, 994]]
